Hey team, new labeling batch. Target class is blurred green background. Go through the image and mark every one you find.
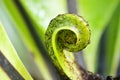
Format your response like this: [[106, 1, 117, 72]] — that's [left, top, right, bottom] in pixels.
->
[[0, 0, 120, 80]]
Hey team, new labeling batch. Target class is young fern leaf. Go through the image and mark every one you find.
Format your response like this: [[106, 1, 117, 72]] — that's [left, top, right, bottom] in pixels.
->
[[45, 14, 90, 80]]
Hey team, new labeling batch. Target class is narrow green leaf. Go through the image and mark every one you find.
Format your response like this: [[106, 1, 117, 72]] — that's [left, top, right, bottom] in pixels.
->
[[0, 23, 33, 80], [2, 0, 55, 80], [104, 4, 120, 76], [77, 0, 119, 72], [0, 2, 43, 79], [0, 67, 11, 80]]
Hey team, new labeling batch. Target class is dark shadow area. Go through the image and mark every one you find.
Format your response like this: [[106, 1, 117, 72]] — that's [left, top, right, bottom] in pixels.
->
[[117, 59, 120, 76], [97, 26, 108, 76], [67, 0, 77, 14]]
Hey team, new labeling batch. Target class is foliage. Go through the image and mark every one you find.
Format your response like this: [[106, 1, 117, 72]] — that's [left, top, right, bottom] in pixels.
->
[[0, 0, 120, 80]]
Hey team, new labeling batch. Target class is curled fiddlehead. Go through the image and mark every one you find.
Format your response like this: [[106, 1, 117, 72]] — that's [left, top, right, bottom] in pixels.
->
[[45, 14, 90, 80]]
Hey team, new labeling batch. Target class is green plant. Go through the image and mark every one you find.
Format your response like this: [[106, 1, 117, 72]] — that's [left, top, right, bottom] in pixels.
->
[[0, 0, 120, 80], [45, 14, 90, 80], [0, 23, 33, 80]]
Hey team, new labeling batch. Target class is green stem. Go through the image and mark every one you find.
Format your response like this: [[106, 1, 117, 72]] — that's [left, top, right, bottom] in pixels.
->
[[45, 14, 90, 80]]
